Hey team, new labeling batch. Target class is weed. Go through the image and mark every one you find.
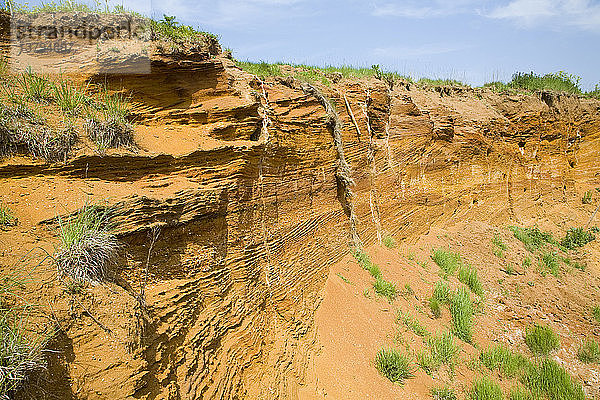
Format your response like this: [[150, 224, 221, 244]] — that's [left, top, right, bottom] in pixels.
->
[[373, 277, 397, 302], [374, 348, 414, 384], [576, 340, 600, 363], [524, 324, 559, 356], [593, 305, 600, 323], [0, 203, 16, 227], [55, 203, 119, 283], [468, 376, 503, 400], [432, 249, 461, 276], [451, 287, 473, 342], [523, 256, 531, 268], [480, 344, 529, 377], [561, 227, 595, 249], [398, 311, 428, 337], [429, 297, 441, 318], [433, 280, 452, 304], [582, 191, 593, 204], [382, 234, 396, 248], [458, 264, 483, 297], [352, 250, 381, 278], [52, 79, 88, 115], [510, 226, 554, 251], [521, 359, 585, 400], [17, 69, 51, 101], [539, 252, 559, 277], [431, 386, 457, 400], [336, 273, 352, 285], [428, 330, 460, 368], [237, 61, 282, 78]]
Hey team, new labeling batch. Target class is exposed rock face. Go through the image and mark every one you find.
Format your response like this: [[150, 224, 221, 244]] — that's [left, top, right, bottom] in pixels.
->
[[1, 54, 600, 400]]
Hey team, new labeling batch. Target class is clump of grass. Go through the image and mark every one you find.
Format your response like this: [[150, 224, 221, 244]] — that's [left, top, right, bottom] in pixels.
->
[[561, 227, 595, 250], [493, 234, 508, 251], [373, 277, 397, 302], [510, 226, 554, 251], [55, 204, 119, 283], [428, 331, 460, 368], [432, 249, 461, 276], [85, 118, 134, 154], [509, 386, 541, 400], [458, 264, 483, 297], [382, 234, 396, 248], [594, 305, 600, 323], [18, 125, 78, 163], [352, 250, 381, 278], [521, 359, 585, 400], [431, 386, 457, 400], [480, 344, 529, 377], [508, 71, 582, 94], [524, 324, 559, 356], [52, 79, 88, 115], [468, 376, 503, 400], [237, 61, 282, 78], [582, 191, 593, 204], [538, 252, 559, 277], [0, 203, 16, 227], [398, 311, 428, 337], [150, 15, 219, 44], [0, 314, 47, 397], [374, 348, 414, 384], [17, 69, 52, 102], [429, 297, 441, 318], [523, 256, 531, 268], [451, 287, 473, 342], [433, 280, 452, 304], [576, 340, 600, 363], [419, 78, 467, 87]]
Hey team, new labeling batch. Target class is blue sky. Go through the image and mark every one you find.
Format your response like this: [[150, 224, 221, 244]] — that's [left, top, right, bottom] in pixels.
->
[[27, 0, 600, 89]]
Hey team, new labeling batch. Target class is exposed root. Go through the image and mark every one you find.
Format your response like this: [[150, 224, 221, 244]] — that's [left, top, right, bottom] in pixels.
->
[[301, 83, 361, 248]]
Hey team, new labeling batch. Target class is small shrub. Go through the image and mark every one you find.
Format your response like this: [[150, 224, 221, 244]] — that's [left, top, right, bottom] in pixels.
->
[[55, 204, 119, 283], [510, 226, 554, 251], [374, 348, 414, 384], [468, 376, 503, 400], [432, 249, 461, 276], [561, 227, 595, 250], [539, 252, 559, 277], [524, 324, 559, 356], [576, 340, 600, 363], [431, 386, 457, 400], [451, 287, 473, 342], [582, 191, 593, 204], [458, 264, 483, 297], [0, 203, 16, 227], [480, 344, 529, 377], [521, 359, 585, 400], [428, 331, 460, 368], [373, 278, 397, 302], [399, 311, 428, 337], [382, 234, 396, 248]]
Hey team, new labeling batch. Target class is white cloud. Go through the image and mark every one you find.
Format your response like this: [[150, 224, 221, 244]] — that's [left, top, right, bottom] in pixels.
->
[[372, 43, 470, 58], [372, 0, 484, 18]]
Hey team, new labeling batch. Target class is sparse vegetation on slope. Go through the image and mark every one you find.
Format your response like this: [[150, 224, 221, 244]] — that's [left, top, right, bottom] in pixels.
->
[[480, 344, 529, 377], [577, 340, 600, 363], [561, 227, 595, 250], [468, 376, 503, 400], [432, 249, 461, 276], [55, 203, 119, 283], [0, 203, 16, 227], [521, 359, 585, 400], [458, 264, 483, 297], [451, 287, 474, 342], [524, 324, 559, 356], [510, 226, 554, 251], [373, 277, 397, 302]]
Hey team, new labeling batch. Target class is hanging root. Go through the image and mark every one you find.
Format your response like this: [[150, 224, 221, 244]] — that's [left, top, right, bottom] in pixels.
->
[[301, 83, 361, 248]]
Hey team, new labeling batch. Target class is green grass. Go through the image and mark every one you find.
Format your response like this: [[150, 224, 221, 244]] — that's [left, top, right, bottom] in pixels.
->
[[509, 386, 542, 400], [336, 273, 352, 285], [561, 227, 595, 250], [480, 344, 529, 377], [576, 339, 600, 363], [468, 376, 503, 400], [150, 15, 219, 43], [418, 78, 467, 87], [523, 256, 532, 269], [374, 348, 414, 384], [594, 305, 600, 323], [524, 324, 559, 356], [416, 330, 461, 374], [52, 78, 88, 115], [510, 226, 554, 251], [493, 234, 508, 251], [491, 71, 583, 95], [0, 203, 15, 227], [582, 191, 593, 204], [17, 69, 51, 102], [352, 250, 381, 278], [382, 234, 396, 249], [521, 359, 585, 400], [398, 311, 428, 337], [433, 280, 452, 304], [458, 264, 483, 297], [429, 297, 441, 318], [237, 61, 283, 78], [451, 287, 473, 342], [431, 386, 457, 400], [432, 249, 462, 276], [539, 252, 559, 277], [55, 203, 119, 283], [373, 278, 397, 302]]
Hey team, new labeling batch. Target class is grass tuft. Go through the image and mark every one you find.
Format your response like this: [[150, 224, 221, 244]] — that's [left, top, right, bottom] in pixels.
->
[[352, 250, 381, 278], [432, 249, 461, 276], [55, 204, 119, 283], [17, 69, 52, 102], [433, 280, 452, 304], [431, 386, 457, 400], [538, 252, 559, 277], [560, 227, 595, 250], [509, 226, 554, 251], [582, 190, 593, 204], [576, 339, 600, 363], [468, 376, 503, 400], [480, 344, 529, 377], [398, 311, 428, 337], [521, 359, 585, 400], [0, 203, 16, 227], [382, 234, 396, 249], [509, 386, 541, 400], [52, 78, 88, 115], [429, 297, 441, 318], [374, 348, 414, 384], [524, 324, 559, 356], [458, 264, 483, 297], [594, 305, 600, 324], [451, 287, 473, 342], [373, 277, 397, 302]]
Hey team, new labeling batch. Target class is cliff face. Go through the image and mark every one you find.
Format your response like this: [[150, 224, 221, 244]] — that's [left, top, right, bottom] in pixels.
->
[[1, 53, 600, 399]]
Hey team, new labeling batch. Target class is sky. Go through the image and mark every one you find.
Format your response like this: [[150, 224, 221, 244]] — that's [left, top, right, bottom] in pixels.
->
[[25, 0, 600, 89]]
